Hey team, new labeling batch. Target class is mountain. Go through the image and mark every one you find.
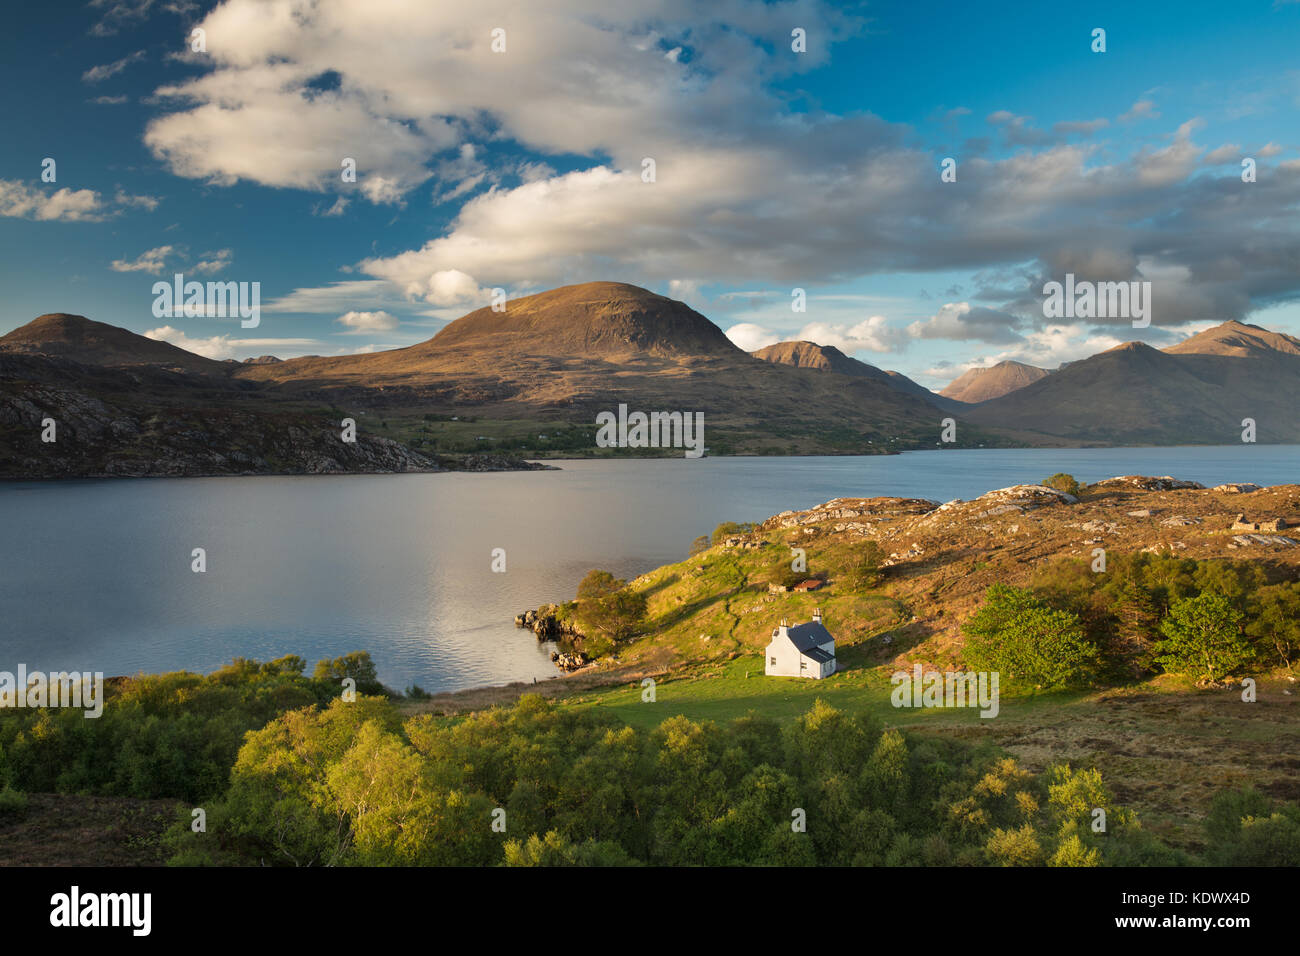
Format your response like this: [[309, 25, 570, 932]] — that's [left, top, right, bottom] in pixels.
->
[[0, 313, 228, 376], [939, 360, 1048, 403], [1, 284, 977, 477], [1165, 319, 1300, 358], [235, 283, 957, 451], [429, 281, 738, 358], [964, 324, 1300, 443], [751, 340, 964, 412]]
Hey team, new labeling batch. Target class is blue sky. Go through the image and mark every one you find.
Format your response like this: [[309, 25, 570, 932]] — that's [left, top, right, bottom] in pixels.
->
[[2, 0, 1299, 387]]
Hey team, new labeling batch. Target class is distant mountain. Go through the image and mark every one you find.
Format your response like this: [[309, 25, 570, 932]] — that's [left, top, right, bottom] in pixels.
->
[[1, 284, 971, 476], [429, 281, 738, 358], [964, 323, 1300, 443], [751, 340, 964, 412], [1165, 319, 1300, 358], [7, 296, 1296, 475], [0, 313, 227, 376], [940, 360, 1048, 403], [236, 283, 952, 446]]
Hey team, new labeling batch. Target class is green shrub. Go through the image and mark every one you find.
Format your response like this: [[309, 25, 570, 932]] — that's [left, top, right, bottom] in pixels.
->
[[963, 585, 1100, 688], [1154, 590, 1253, 682], [844, 540, 886, 589], [1042, 473, 1082, 497], [0, 785, 28, 819], [711, 521, 755, 545], [573, 570, 647, 644]]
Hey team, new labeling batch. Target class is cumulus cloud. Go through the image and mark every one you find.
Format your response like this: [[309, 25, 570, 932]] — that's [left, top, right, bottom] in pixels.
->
[[0, 180, 157, 223], [797, 316, 904, 353], [337, 310, 398, 333], [724, 322, 781, 352], [723, 314, 904, 355], [0, 180, 104, 221], [908, 302, 1025, 344], [141, 0, 858, 207], [130, 0, 1300, 333]]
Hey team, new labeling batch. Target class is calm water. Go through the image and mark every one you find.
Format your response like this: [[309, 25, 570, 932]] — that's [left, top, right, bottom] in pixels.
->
[[2, 445, 1296, 692]]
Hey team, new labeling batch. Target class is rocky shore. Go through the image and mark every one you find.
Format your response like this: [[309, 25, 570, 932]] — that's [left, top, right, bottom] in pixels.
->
[[514, 605, 590, 670]]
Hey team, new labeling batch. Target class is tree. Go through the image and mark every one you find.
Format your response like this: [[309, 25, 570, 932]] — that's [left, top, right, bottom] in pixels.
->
[[688, 535, 710, 558], [1245, 582, 1300, 670], [313, 651, 386, 695], [1042, 473, 1082, 498], [844, 540, 886, 589], [573, 570, 646, 644], [1154, 590, 1252, 682], [963, 585, 1099, 688]]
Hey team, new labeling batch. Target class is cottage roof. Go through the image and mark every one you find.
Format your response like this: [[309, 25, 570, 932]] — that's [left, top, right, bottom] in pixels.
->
[[783, 621, 834, 652], [801, 646, 835, 664]]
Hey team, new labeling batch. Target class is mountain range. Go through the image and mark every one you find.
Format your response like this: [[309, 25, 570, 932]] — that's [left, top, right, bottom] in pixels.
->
[[2, 281, 1298, 477]]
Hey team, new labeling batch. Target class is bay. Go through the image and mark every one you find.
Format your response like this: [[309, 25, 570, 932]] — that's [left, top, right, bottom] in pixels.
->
[[1, 445, 1295, 692]]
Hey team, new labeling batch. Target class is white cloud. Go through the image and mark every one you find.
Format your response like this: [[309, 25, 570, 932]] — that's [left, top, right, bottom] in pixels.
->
[[0, 180, 157, 223], [192, 249, 233, 274], [127, 1, 1300, 331], [262, 279, 403, 314], [337, 310, 398, 333], [908, 302, 1024, 344], [144, 326, 322, 360], [313, 196, 349, 217], [0, 180, 105, 222], [111, 244, 175, 273], [724, 322, 781, 352], [1203, 144, 1241, 164], [796, 316, 904, 354], [1119, 99, 1159, 123], [425, 270, 488, 307], [82, 50, 146, 83]]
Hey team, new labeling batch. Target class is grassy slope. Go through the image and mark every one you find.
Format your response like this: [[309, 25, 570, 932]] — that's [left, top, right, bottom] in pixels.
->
[[506, 482, 1300, 849]]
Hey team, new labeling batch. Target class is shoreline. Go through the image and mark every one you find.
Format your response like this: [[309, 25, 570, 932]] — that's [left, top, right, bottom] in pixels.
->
[[6, 441, 1299, 483]]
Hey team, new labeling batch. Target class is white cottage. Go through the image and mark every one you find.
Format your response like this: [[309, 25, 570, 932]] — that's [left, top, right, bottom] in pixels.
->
[[765, 609, 836, 678]]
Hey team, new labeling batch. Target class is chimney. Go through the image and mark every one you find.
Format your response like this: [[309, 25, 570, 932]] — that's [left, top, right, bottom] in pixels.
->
[[780, 618, 789, 628], [812, 607, 822, 623]]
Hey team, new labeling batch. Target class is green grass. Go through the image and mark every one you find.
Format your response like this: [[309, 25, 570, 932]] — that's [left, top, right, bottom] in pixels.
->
[[561, 655, 1085, 730]]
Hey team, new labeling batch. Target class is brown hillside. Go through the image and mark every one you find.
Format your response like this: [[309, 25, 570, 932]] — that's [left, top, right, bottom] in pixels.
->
[[940, 360, 1048, 403], [753, 340, 960, 411], [1165, 319, 1300, 357], [234, 284, 949, 434], [427, 281, 739, 358], [0, 313, 227, 375], [964, 329, 1300, 443]]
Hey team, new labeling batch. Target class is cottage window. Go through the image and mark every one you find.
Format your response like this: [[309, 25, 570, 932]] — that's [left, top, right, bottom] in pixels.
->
[[770, 657, 776, 665]]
